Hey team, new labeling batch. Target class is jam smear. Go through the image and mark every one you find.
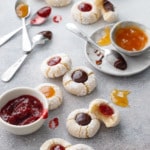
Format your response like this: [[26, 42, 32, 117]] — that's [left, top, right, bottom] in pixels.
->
[[115, 26, 148, 51], [47, 56, 61, 66], [39, 86, 55, 98], [71, 70, 88, 83], [49, 117, 59, 129], [111, 89, 130, 107], [99, 103, 114, 116], [75, 113, 91, 126], [114, 56, 127, 70], [103, 0, 114, 12], [0, 95, 44, 125], [53, 15, 62, 23], [97, 27, 111, 46], [51, 144, 65, 150], [78, 2, 92, 12]]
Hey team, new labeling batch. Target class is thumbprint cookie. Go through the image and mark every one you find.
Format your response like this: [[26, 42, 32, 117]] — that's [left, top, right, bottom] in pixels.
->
[[66, 108, 100, 138], [89, 99, 120, 127], [36, 83, 63, 110], [41, 53, 72, 78], [40, 138, 71, 150], [71, 0, 101, 24], [63, 66, 96, 96]]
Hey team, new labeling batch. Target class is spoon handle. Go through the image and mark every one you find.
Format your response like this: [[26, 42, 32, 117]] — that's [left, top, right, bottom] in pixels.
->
[[1, 54, 28, 82], [66, 23, 104, 52], [22, 18, 32, 52], [0, 23, 30, 47]]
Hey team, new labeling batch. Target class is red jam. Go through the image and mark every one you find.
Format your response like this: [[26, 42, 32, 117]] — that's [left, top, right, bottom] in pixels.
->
[[51, 145, 65, 150], [47, 56, 61, 66], [71, 70, 88, 83], [30, 6, 51, 25], [49, 117, 59, 129], [99, 103, 114, 116], [53, 15, 62, 23], [37, 6, 51, 18], [78, 2, 92, 12], [0, 95, 44, 125]]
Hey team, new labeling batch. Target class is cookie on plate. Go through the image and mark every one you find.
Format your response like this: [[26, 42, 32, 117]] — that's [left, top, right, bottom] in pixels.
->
[[40, 138, 71, 150], [45, 0, 72, 7], [94, 0, 117, 23], [36, 83, 63, 110], [66, 108, 100, 138], [71, 0, 101, 24], [41, 53, 72, 78], [89, 99, 120, 127], [63, 66, 96, 96], [66, 144, 94, 150]]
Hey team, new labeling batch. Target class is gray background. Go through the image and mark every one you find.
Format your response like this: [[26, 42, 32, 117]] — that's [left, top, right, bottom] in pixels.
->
[[0, 0, 150, 149]]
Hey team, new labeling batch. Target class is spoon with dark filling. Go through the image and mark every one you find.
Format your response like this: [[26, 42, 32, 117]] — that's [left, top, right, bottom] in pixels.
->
[[1, 31, 52, 82], [66, 23, 127, 70]]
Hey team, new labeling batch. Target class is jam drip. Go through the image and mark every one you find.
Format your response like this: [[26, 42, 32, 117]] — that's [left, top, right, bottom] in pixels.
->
[[71, 70, 88, 83], [75, 113, 91, 126], [0, 95, 44, 125], [51, 144, 65, 150], [47, 56, 61, 66], [99, 103, 114, 116], [78, 2, 92, 12]]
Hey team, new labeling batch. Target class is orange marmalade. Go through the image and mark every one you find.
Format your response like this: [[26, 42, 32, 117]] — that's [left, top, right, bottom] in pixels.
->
[[115, 26, 148, 51]]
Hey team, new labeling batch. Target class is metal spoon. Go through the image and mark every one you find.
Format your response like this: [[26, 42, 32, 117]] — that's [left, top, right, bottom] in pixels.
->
[[1, 31, 52, 82], [0, 6, 51, 47], [66, 23, 127, 70], [15, 0, 31, 52]]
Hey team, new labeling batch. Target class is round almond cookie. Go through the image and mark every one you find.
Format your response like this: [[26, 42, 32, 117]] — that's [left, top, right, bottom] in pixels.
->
[[66, 144, 94, 150], [40, 138, 71, 150], [89, 99, 120, 128], [36, 83, 63, 110], [63, 66, 96, 96], [45, 0, 72, 7], [66, 108, 100, 138], [71, 0, 101, 24], [41, 53, 72, 78]]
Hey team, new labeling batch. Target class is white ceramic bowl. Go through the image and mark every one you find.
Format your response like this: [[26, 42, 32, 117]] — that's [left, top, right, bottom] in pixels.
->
[[110, 21, 150, 56], [0, 87, 48, 135]]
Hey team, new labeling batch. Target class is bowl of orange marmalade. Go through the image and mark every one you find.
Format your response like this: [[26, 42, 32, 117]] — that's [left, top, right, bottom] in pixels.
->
[[110, 21, 150, 56]]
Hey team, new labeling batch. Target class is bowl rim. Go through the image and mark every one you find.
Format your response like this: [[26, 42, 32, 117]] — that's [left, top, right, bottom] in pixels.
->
[[0, 86, 48, 128]]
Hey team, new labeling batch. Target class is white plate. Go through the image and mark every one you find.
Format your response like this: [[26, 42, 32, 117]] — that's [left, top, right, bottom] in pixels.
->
[[85, 25, 150, 76]]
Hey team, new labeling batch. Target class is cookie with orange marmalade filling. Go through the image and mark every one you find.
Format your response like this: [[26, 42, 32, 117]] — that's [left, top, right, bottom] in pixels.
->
[[40, 138, 71, 150], [41, 53, 72, 78], [66, 108, 100, 138], [89, 99, 120, 128], [36, 83, 63, 110], [63, 66, 96, 96], [71, 0, 101, 24]]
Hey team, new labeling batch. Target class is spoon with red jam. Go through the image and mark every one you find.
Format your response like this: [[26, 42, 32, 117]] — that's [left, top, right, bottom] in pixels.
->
[[1, 31, 52, 82], [66, 23, 127, 70], [0, 6, 51, 46]]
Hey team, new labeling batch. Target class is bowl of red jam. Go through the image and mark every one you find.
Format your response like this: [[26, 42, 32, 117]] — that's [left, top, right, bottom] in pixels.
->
[[0, 87, 48, 135], [110, 21, 150, 56]]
